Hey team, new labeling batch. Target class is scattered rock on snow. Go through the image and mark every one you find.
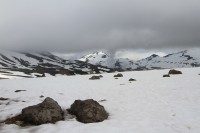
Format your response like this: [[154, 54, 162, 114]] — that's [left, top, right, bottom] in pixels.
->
[[163, 74, 170, 77], [15, 90, 27, 93], [0, 97, 9, 100], [114, 73, 123, 77], [40, 95, 44, 98], [20, 97, 64, 125], [98, 99, 107, 102], [129, 78, 136, 81], [168, 69, 182, 75], [68, 99, 108, 123], [89, 76, 100, 80]]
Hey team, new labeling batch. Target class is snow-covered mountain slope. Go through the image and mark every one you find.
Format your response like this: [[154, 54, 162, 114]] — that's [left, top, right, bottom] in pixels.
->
[[78, 50, 200, 71], [1, 67, 200, 133], [0, 50, 114, 78], [136, 50, 200, 70], [79, 51, 116, 68], [1, 49, 199, 78]]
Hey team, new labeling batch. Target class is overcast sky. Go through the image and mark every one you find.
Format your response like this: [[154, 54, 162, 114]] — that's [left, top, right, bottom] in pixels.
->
[[0, 0, 200, 53]]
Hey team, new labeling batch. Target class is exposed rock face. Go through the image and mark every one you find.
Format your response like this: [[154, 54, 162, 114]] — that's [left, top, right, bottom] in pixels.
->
[[21, 97, 64, 125], [163, 74, 170, 77], [114, 73, 123, 77], [168, 69, 182, 75], [69, 99, 108, 123], [129, 78, 136, 81]]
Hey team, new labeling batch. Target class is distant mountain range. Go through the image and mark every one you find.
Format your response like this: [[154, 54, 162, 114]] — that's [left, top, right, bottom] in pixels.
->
[[0, 49, 199, 78], [77, 50, 200, 71]]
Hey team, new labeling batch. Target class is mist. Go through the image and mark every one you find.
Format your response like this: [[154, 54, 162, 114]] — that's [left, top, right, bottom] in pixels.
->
[[0, 0, 200, 53]]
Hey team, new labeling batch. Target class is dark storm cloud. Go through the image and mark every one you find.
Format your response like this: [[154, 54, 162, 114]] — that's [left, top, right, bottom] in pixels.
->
[[0, 0, 200, 52]]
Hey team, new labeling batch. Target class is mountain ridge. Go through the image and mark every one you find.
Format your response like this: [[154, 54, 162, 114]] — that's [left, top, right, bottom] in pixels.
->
[[0, 49, 199, 78], [76, 50, 200, 71], [0, 50, 114, 78]]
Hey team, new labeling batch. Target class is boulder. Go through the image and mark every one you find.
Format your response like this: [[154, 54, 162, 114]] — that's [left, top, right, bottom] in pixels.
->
[[114, 73, 123, 77], [168, 69, 182, 75], [21, 97, 64, 125], [129, 78, 136, 81], [163, 74, 170, 77], [69, 99, 108, 123], [89, 76, 100, 80]]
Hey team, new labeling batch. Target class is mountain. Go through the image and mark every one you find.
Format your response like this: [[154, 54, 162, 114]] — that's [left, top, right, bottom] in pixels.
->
[[0, 50, 114, 78], [135, 50, 200, 70], [1, 49, 199, 78], [77, 50, 200, 71], [79, 51, 115, 67]]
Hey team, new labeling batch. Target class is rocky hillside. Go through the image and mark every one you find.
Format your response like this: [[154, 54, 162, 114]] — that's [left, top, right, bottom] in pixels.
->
[[0, 50, 113, 78]]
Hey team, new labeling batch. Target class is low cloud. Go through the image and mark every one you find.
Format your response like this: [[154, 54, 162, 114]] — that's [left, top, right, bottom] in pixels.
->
[[0, 0, 200, 52]]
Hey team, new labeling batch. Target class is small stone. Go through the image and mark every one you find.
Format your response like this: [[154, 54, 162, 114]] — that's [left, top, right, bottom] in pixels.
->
[[114, 73, 123, 77], [89, 76, 100, 80], [129, 78, 136, 81], [15, 90, 26, 93], [0, 97, 9, 100], [163, 74, 170, 77], [40, 95, 44, 98]]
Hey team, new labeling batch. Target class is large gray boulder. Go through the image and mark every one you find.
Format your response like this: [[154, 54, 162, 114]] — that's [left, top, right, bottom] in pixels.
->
[[21, 97, 64, 125], [69, 99, 108, 123]]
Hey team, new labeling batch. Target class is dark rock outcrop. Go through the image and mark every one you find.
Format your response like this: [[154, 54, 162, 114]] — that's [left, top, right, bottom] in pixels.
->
[[21, 97, 64, 125], [168, 69, 182, 75], [114, 73, 123, 77], [68, 99, 108, 123]]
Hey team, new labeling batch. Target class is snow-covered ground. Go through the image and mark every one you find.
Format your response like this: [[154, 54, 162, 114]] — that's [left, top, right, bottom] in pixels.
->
[[0, 67, 200, 133]]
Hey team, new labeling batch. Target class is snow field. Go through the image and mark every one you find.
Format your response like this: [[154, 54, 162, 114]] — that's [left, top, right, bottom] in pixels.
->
[[0, 67, 200, 133]]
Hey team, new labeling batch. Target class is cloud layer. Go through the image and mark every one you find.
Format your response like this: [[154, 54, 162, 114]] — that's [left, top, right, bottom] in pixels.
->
[[0, 0, 200, 52]]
